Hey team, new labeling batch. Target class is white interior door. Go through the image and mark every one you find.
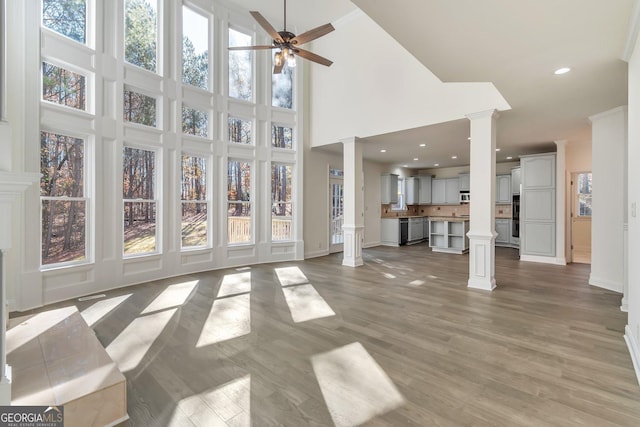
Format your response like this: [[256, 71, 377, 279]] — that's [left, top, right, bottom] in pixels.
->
[[571, 172, 592, 264], [329, 176, 344, 253]]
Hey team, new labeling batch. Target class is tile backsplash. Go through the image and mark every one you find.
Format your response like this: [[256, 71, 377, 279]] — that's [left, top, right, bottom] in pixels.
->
[[380, 203, 511, 218]]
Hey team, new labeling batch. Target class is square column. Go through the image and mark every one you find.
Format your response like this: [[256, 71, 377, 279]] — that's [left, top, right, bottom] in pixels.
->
[[341, 137, 364, 267], [466, 110, 498, 291]]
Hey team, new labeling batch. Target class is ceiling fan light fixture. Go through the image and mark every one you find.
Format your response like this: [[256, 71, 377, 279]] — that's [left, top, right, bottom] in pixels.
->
[[287, 51, 297, 68], [274, 50, 284, 67]]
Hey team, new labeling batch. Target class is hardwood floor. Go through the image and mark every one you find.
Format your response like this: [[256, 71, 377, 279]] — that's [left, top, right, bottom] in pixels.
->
[[24, 245, 640, 426]]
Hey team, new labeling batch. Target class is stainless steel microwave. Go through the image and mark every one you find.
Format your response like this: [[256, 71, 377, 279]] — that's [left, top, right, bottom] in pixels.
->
[[460, 192, 470, 203]]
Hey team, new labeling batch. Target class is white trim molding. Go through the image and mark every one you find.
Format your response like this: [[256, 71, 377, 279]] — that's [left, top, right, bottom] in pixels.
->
[[588, 275, 624, 293], [467, 232, 497, 291], [622, 0, 640, 62], [520, 254, 566, 265], [624, 325, 640, 385], [342, 225, 364, 267]]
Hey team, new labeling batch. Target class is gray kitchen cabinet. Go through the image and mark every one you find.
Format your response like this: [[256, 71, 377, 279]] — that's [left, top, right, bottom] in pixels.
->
[[511, 167, 521, 195], [445, 178, 460, 204], [381, 174, 399, 204], [495, 219, 511, 244], [458, 173, 470, 192], [496, 175, 511, 203], [520, 153, 556, 258], [431, 179, 446, 204], [406, 177, 419, 205], [418, 176, 432, 204]]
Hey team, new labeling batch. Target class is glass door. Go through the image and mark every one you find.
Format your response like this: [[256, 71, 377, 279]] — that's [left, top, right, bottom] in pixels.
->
[[329, 171, 344, 253]]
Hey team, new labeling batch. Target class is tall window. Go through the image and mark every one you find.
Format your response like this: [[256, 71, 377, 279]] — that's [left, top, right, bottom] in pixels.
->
[[124, 88, 156, 127], [125, 0, 157, 73], [272, 125, 292, 149], [40, 132, 87, 266], [227, 161, 251, 244], [182, 6, 208, 89], [391, 178, 405, 211], [272, 163, 292, 241], [228, 117, 251, 144], [272, 52, 293, 109], [42, 0, 86, 44], [181, 155, 208, 248], [123, 147, 157, 255], [42, 62, 86, 111], [576, 172, 592, 217], [228, 28, 252, 101], [182, 105, 208, 137]]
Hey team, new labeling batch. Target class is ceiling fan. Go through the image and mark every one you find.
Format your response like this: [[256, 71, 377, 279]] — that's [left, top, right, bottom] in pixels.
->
[[228, 0, 335, 74]]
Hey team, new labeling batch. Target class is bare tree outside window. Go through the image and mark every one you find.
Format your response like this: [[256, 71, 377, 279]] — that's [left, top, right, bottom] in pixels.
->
[[42, 62, 86, 110], [124, 88, 156, 127], [271, 125, 292, 149], [228, 28, 252, 101], [228, 117, 252, 144], [182, 6, 209, 89], [182, 105, 208, 137], [40, 132, 87, 265], [181, 155, 208, 248], [42, 0, 86, 44], [271, 163, 292, 241], [228, 161, 251, 243], [123, 147, 157, 255]]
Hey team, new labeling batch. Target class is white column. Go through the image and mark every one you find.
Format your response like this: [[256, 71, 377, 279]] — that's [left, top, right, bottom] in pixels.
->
[[554, 140, 567, 265], [341, 137, 364, 267], [466, 110, 498, 291]]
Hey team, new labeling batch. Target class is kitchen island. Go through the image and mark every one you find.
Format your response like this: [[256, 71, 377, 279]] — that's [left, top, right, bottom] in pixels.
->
[[429, 217, 470, 254]]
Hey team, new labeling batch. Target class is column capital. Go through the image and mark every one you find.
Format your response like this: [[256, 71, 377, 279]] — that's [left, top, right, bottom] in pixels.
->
[[465, 109, 500, 121], [554, 140, 568, 148], [339, 136, 361, 145]]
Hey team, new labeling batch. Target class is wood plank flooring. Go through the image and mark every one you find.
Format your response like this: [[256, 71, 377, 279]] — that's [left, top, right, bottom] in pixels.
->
[[18, 245, 640, 426]]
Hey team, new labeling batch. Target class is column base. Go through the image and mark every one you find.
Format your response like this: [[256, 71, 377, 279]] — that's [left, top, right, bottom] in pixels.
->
[[621, 297, 629, 312], [467, 232, 496, 291], [342, 225, 364, 267], [0, 365, 11, 405]]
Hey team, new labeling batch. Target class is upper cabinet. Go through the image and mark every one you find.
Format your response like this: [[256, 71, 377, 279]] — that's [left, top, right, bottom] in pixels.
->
[[511, 167, 521, 195], [522, 156, 555, 189], [458, 173, 470, 192], [432, 178, 459, 205], [406, 177, 419, 205], [418, 175, 432, 204], [496, 175, 511, 203], [381, 174, 399, 204]]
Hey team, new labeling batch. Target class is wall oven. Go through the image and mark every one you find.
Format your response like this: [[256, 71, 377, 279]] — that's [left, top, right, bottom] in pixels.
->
[[512, 195, 520, 237], [460, 192, 470, 203]]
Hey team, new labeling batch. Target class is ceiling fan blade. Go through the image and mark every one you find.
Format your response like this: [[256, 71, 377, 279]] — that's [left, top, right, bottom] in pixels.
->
[[291, 23, 335, 46], [228, 45, 275, 51], [250, 11, 284, 43], [294, 48, 333, 67], [273, 63, 284, 74]]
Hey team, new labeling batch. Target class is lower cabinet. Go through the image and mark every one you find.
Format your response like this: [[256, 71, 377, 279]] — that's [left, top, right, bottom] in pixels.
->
[[429, 219, 469, 254], [495, 218, 519, 248], [381, 218, 400, 246]]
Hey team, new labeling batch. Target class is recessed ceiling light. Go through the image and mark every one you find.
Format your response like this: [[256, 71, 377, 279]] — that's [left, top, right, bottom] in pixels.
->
[[506, 156, 513, 160], [434, 163, 439, 167], [413, 158, 419, 161], [467, 137, 471, 141], [380, 149, 386, 153], [495, 148, 501, 152], [554, 67, 571, 75], [419, 143, 426, 147], [451, 155, 457, 159]]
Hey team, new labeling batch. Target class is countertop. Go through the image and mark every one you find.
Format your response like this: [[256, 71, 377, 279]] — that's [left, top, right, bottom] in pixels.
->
[[428, 216, 470, 222]]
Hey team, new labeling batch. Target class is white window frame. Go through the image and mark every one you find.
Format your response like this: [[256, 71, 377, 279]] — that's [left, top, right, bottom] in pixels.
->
[[180, 153, 211, 250], [181, 3, 211, 92], [227, 159, 253, 245], [123, 0, 161, 75], [271, 162, 294, 242], [391, 178, 405, 211], [227, 24, 254, 103]]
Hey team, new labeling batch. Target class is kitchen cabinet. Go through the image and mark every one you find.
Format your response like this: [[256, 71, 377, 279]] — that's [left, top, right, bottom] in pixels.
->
[[418, 176, 432, 204], [511, 167, 521, 195], [429, 218, 469, 254], [496, 175, 511, 203], [406, 177, 419, 205], [381, 174, 399, 204], [432, 178, 459, 205], [458, 173, 470, 192], [521, 153, 556, 258], [495, 219, 510, 244], [381, 218, 400, 246]]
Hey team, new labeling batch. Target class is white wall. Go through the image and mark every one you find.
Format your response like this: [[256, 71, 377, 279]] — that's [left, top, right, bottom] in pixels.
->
[[590, 107, 627, 293], [418, 161, 519, 179], [308, 10, 510, 146], [626, 24, 640, 384], [565, 141, 592, 261]]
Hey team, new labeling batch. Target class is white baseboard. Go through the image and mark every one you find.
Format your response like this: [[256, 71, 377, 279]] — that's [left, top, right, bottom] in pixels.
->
[[589, 275, 623, 293], [520, 255, 566, 265], [304, 249, 330, 259], [364, 241, 381, 249], [625, 325, 640, 385]]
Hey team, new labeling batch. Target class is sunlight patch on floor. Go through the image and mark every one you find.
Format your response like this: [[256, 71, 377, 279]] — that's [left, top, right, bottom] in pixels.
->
[[196, 294, 251, 347], [312, 342, 405, 427], [169, 375, 251, 426], [409, 280, 425, 286], [141, 280, 198, 315], [81, 294, 132, 327], [106, 308, 177, 372], [282, 284, 335, 323], [7, 306, 77, 354], [218, 272, 251, 298], [383, 273, 396, 279], [275, 266, 309, 287]]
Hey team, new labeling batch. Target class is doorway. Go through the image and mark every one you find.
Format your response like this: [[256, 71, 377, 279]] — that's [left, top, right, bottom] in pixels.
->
[[571, 172, 592, 264], [329, 170, 344, 253]]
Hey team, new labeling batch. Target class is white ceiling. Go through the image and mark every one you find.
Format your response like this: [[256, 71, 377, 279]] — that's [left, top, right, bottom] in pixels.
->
[[228, 0, 634, 168]]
